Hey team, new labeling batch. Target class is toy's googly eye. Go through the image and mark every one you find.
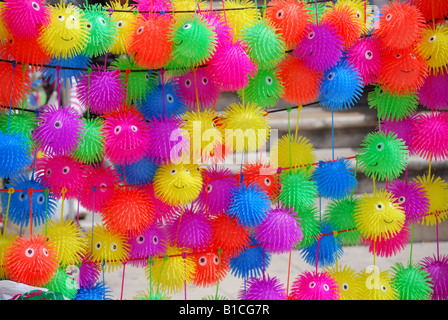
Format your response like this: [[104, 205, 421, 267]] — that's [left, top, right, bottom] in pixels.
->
[[309, 281, 316, 288], [70, 16, 76, 23], [395, 54, 402, 59], [376, 202, 383, 210], [117, 20, 124, 28], [207, 184, 212, 193], [265, 76, 273, 85], [95, 241, 102, 250], [46, 168, 52, 176], [264, 178, 271, 186], [42, 248, 49, 257], [199, 256, 207, 266], [185, 79, 192, 87], [365, 50, 373, 60], [327, 72, 335, 80], [166, 94, 174, 103], [145, 73, 150, 81], [25, 248, 35, 258], [58, 15, 65, 22], [137, 235, 145, 244], [323, 284, 330, 291], [376, 142, 384, 151], [99, 183, 107, 193], [170, 169, 177, 175], [183, 23, 192, 30], [185, 169, 190, 174], [99, 17, 106, 26], [213, 256, 219, 265], [32, 2, 40, 11], [308, 31, 315, 39], [54, 121, 62, 129], [37, 194, 45, 204], [429, 35, 436, 43], [342, 283, 349, 291], [62, 166, 70, 174], [19, 193, 26, 202], [86, 23, 92, 29], [410, 54, 416, 59], [114, 126, 121, 134], [276, 9, 284, 19], [398, 196, 405, 204], [385, 13, 392, 21], [110, 242, 118, 251], [202, 77, 208, 85], [131, 125, 138, 132], [152, 236, 159, 244], [137, 26, 144, 34], [381, 285, 387, 292]]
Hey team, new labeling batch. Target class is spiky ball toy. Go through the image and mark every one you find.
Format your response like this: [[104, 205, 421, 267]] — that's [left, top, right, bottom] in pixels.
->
[[410, 112, 448, 162], [222, 0, 259, 40], [88, 224, 130, 273], [77, 164, 120, 213], [108, 1, 138, 55], [170, 15, 217, 68], [240, 162, 280, 201], [289, 270, 340, 300], [77, 255, 101, 289], [230, 236, 271, 279], [221, 102, 269, 154], [368, 85, 419, 121], [43, 266, 79, 300], [116, 155, 159, 186], [414, 174, 448, 226], [193, 252, 229, 288], [42, 54, 92, 88], [238, 68, 284, 108], [0, 131, 32, 180], [210, 213, 250, 259], [417, 23, 448, 75], [254, 205, 302, 253], [414, 0, 448, 22], [75, 281, 113, 300], [278, 54, 323, 105], [35, 154, 85, 199], [391, 262, 433, 300], [277, 168, 318, 210], [357, 268, 398, 300], [313, 158, 357, 200], [102, 106, 151, 166], [153, 162, 203, 206], [388, 179, 430, 224], [373, 0, 425, 50], [319, 59, 364, 111], [73, 117, 104, 164], [33, 104, 84, 156], [362, 222, 411, 257], [128, 223, 168, 268], [0, 36, 51, 71], [357, 130, 409, 181], [420, 254, 448, 300], [127, 14, 173, 69], [101, 187, 155, 237], [3, 174, 57, 228], [4, 234, 59, 287], [0, 110, 36, 147], [354, 189, 406, 242], [270, 133, 316, 172], [418, 72, 448, 111], [377, 48, 428, 96], [265, 0, 311, 48], [0, 61, 31, 108], [379, 114, 418, 156], [38, 2, 90, 59], [325, 264, 361, 300], [239, 275, 287, 300], [292, 22, 343, 73]]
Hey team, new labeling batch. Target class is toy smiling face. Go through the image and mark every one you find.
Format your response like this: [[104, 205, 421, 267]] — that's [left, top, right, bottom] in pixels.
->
[[38, 3, 90, 59], [354, 189, 405, 241], [294, 22, 343, 72], [358, 131, 409, 181], [193, 252, 229, 287], [326, 264, 362, 300], [290, 270, 340, 300], [153, 162, 203, 206], [417, 24, 448, 74], [4, 234, 58, 287], [82, 4, 118, 57], [378, 48, 428, 96], [346, 37, 383, 86], [108, 1, 138, 55], [170, 16, 217, 68], [89, 224, 130, 272], [128, 224, 168, 267], [103, 108, 151, 166]]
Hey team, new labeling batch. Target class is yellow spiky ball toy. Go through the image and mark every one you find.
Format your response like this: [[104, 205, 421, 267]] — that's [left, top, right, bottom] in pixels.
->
[[357, 267, 398, 300], [88, 224, 130, 273], [38, 2, 90, 59], [269, 133, 316, 172], [325, 264, 362, 300], [353, 189, 405, 242], [153, 162, 203, 206], [108, 1, 138, 55], [181, 109, 222, 164], [222, 102, 270, 154], [414, 174, 448, 226], [222, 0, 260, 40], [44, 219, 87, 267], [144, 245, 197, 295], [417, 23, 448, 75]]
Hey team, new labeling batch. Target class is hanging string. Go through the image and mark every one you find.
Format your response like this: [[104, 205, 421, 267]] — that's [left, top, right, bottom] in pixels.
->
[[295, 105, 302, 140], [90, 186, 97, 253], [287, 107, 292, 169], [56, 65, 62, 109], [214, 248, 223, 300], [286, 251, 292, 295], [315, 0, 319, 25], [2, 188, 13, 236], [28, 188, 33, 236], [193, 67, 201, 113], [160, 68, 166, 120], [331, 109, 335, 160], [409, 224, 414, 266], [60, 187, 67, 221]]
